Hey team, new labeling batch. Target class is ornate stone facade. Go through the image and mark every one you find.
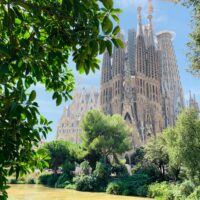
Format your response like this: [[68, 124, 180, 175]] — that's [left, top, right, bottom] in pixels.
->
[[157, 31, 184, 127], [100, 5, 184, 147], [56, 87, 100, 143]]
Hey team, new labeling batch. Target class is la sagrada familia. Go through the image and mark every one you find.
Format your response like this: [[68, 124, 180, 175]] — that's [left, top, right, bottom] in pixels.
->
[[100, 3, 184, 147]]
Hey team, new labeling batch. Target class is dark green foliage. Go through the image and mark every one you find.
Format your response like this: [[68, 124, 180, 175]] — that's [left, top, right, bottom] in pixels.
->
[[39, 174, 60, 188], [148, 182, 175, 200], [129, 147, 145, 165], [164, 108, 200, 180], [179, 181, 195, 198], [73, 161, 111, 192], [106, 174, 151, 196], [38, 174, 51, 186], [148, 181, 197, 200], [178, 0, 200, 76], [0, 0, 122, 198], [41, 141, 70, 173], [74, 175, 98, 192], [47, 174, 60, 188], [81, 110, 131, 164], [187, 186, 200, 200], [144, 135, 169, 179], [9, 179, 18, 184], [62, 160, 75, 179], [80, 161, 91, 175], [39, 173, 72, 188], [111, 164, 129, 177], [93, 162, 110, 180], [93, 161, 111, 189], [39, 141, 77, 176], [106, 182, 124, 195], [26, 178, 35, 184], [84, 150, 102, 170], [132, 163, 162, 182], [55, 174, 71, 188]]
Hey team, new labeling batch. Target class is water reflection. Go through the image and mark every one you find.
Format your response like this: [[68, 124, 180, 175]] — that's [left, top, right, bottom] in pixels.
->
[[8, 185, 152, 200]]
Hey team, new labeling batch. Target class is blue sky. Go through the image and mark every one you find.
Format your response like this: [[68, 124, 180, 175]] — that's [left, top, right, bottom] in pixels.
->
[[35, 0, 200, 141]]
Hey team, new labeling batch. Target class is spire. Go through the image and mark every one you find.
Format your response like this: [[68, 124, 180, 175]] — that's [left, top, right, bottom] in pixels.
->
[[147, 0, 155, 46], [148, 0, 153, 30], [144, 25, 149, 47], [137, 6, 143, 37]]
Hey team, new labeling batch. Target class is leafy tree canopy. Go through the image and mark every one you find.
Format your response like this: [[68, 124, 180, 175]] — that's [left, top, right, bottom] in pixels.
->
[[81, 110, 132, 163], [144, 135, 169, 178], [39, 141, 71, 173], [0, 0, 122, 198], [178, 0, 200, 76], [165, 108, 200, 179]]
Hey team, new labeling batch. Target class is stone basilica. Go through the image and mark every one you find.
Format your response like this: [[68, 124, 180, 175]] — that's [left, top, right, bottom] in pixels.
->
[[100, 4, 184, 147]]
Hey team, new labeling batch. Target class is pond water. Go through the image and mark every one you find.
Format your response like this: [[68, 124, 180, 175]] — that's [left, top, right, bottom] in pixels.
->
[[8, 185, 152, 200]]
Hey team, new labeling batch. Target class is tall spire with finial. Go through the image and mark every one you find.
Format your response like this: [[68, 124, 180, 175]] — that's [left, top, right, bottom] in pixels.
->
[[148, 0, 153, 29], [147, 0, 154, 46], [137, 6, 143, 37]]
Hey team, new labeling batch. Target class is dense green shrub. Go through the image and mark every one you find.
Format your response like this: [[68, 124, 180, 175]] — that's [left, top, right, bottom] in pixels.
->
[[55, 174, 71, 188], [9, 179, 18, 184], [132, 163, 162, 182], [39, 173, 60, 187], [80, 161, 91, 175], [136, 185, 149, 197], [93, 162, 110, 179], [106, 174, 151, 196], [148, 182, 175, 200], [106, 182, 123, 195], [111, 164, 129, 177], [186, 186, 200, 200], [39, 174, 50, 185], [62, 160, 75, 178], [47, 174, 60, 187], [74, 175, 97, 192], [93, 161, 111, 188], [179, 180, 194, 197], [65, 184, 76, 190], [26, 178, 36, 184]]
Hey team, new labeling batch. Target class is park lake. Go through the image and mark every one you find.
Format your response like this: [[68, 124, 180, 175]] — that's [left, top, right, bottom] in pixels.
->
[[8, 184, 152, 200]]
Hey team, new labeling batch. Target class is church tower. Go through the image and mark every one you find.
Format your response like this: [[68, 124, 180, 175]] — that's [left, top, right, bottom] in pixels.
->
[[157, 31, 184, 127], [100, 2, 183, 147], [134, 4, 163, 144], [100, 50, 112, 115], [111, 33, 125, 114]]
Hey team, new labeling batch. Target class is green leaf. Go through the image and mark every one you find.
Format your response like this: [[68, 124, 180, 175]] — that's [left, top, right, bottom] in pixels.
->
[[52, 92, 58, 100], [15, 18, 21, 25], [106, 41, 112, 56], [112, 8, 123, 14], [112, 38, 124, 48], [56, 94, 62, 106], [0, 44, 10, 58], [100, 0, 113, 9], [17, 79, 23, 89], [111, 14, 119, 23], [29, 90, 36, 102], [112, 26, 120, 35], [102, 16, 113, 34], [99, 40, 106, 54], [24, 31, 30, 39]]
